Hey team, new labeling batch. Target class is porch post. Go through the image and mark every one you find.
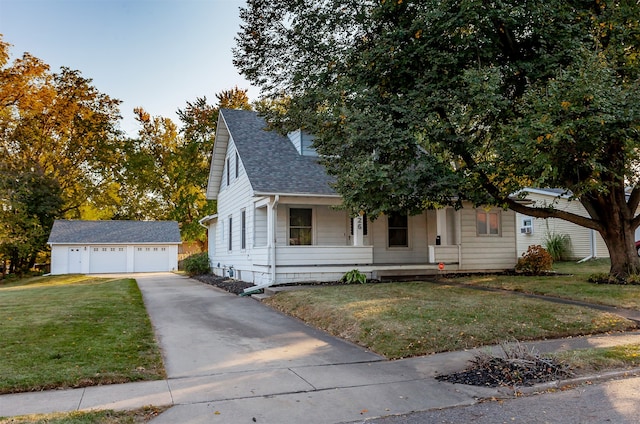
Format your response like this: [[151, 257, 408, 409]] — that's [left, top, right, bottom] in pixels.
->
[[353, 215, 364, 246], [269, 195, 279, 284], [436, 208, 447, 244]]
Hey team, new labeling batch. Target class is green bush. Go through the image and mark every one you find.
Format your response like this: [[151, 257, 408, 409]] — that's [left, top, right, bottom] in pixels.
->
[[341, 269, 367, 284], [183, 252, 211, 276], [544, 231, 572, 261], [516, 245, 553, 275]]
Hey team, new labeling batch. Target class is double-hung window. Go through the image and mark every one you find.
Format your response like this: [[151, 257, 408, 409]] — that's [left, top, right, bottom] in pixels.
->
[[388, 213, 408, 247], [241, 210, 246, 250], [289, 208, 312, 245], [228, 216, 233, 251], [477, 209, 500, 236]]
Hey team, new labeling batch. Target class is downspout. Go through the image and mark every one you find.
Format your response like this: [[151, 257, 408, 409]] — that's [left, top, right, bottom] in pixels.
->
[[579, 230, 597, 263]]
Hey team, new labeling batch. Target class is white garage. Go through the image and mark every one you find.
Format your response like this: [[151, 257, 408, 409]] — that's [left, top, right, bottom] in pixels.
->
[[48, 220, 181, 275]]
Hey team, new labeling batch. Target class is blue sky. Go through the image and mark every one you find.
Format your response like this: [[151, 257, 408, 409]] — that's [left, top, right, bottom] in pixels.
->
[[0, 0, 254, 137]]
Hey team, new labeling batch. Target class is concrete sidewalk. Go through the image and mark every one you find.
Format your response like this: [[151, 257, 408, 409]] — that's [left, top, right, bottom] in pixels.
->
[[1, 274, 640, 423]]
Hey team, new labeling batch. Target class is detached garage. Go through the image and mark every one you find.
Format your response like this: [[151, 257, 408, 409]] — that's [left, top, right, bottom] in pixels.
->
[[48, 220, 181, 275]]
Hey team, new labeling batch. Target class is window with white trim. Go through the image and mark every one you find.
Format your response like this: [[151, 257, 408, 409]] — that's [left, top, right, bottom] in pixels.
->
[[477, 209, 500, 236], [289, 208, 312, 245], [228, 216, 233, 251]]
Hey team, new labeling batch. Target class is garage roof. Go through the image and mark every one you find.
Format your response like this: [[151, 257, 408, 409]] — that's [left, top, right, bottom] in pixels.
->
[[48, 220, 181, 244]]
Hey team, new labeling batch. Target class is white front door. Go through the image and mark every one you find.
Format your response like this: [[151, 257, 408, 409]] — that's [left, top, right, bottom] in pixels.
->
[[68, 247, 82, 274]]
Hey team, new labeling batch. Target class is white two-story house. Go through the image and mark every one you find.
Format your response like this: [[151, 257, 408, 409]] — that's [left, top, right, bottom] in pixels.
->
[[199, 109, 518, 286]]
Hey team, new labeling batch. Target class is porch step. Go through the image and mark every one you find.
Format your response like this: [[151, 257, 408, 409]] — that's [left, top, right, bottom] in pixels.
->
[[251, 286, 308, 300], [373, 268, 444, 281], [251, 293, 271, 301]]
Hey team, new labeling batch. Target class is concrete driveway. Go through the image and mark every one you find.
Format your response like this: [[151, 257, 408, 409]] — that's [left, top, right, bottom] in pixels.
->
[[135, 273, 383, 379], [3, 272, 639, 423]]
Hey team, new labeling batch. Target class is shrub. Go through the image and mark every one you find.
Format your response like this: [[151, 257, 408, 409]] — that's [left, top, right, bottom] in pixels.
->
[[588, 272, 640, 285], [341, 269, 367, 284], [516, 245, 553, 275], [183, 252, 211, 276], [544, 231, 572, 261]]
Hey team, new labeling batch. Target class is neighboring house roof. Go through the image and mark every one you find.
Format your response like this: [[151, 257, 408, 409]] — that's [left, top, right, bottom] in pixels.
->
[[48, 220, 182, 244], [219, 109, 337, 197], [516, 188, 573, 198]]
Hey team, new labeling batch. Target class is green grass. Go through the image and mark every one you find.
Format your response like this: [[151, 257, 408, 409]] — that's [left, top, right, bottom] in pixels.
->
[[264, 281, 637, 359], [447, 259, 640, 309], [555, 343, 640, 373], [0, 406, 168, 424], [0, 275, 165, 394]]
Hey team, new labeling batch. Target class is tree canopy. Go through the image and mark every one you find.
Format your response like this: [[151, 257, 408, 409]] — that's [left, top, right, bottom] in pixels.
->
[[0, 36, 123, 273], [235, 0, 640, 277], [1, 35, 252, 272], [116, 87, 253, 248]]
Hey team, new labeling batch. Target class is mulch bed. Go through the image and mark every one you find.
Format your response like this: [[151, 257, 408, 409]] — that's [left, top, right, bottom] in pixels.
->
[[191, 274, 385, 295], [192, 274, 256, 295], [436, 350, 573, 387]]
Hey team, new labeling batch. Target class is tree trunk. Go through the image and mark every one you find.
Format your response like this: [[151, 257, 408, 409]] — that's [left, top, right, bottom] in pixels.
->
[[599, 220, 640, 279], [503, 186, 640, 279], [585, 190, 640, 279]]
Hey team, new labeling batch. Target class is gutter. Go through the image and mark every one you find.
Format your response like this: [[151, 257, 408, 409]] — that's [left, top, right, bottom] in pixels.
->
[[253, 191, 340, 199], [198, 214, 218, 228]]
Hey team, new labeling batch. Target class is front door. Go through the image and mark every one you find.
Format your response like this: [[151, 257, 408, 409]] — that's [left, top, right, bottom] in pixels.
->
[[68, 247, 82, 273]]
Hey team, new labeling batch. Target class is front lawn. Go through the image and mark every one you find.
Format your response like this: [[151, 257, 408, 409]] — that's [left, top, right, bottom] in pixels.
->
[[264, 281, 637, 359], [0, 275, 165, 394], [449, 259, 640, 309]]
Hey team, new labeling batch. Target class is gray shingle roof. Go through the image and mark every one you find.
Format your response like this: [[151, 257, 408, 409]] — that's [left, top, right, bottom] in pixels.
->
[[220, 109, 337, 196], [48, 220, 181, 244]]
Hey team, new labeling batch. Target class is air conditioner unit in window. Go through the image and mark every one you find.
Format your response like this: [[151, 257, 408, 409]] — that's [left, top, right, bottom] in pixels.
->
[[520, 226, 532, 234]]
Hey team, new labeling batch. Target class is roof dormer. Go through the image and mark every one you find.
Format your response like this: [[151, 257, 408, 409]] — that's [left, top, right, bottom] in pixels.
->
[[287, 129, 317, 156]]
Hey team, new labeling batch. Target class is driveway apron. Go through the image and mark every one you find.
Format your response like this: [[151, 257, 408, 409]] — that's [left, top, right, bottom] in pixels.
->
[[135, 273, 383, 379]]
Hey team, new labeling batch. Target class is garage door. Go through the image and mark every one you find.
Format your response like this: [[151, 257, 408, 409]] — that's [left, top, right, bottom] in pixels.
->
[[134, 246, 170, 272], [90, 246, 127, 273]]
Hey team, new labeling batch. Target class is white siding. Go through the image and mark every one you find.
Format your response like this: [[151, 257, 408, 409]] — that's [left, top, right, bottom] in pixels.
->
[[371, 212, 430, 264], [254, 206, 268, 247], [516, 192, 609, 259], [209, 134, 256, 278], [316, 206, 348, 245], [459, 208, 518, 270]]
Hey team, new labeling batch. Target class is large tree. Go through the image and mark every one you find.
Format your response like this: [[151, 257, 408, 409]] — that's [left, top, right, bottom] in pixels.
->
[[118, 87, 252, 247], [0, 167, 64, 274], [234, 0, 640, 278], [0, 37, 123, 272]]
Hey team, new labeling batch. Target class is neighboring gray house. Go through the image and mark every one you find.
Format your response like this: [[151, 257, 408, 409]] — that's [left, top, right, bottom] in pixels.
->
[[48, 220, 181, 274], [199, 109, 518, 286]]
